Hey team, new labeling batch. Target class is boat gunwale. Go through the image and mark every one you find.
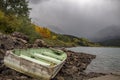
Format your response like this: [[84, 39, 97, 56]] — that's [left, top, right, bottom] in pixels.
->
[[5, 48, 67, 68]]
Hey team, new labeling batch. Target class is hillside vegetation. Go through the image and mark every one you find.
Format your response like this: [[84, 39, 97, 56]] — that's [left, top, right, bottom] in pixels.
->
[[34, 25, 100, 47], [0, 0, 100, 47]]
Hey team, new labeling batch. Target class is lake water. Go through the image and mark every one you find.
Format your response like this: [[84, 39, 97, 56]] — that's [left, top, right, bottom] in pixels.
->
[[67, 47, 120, 74]]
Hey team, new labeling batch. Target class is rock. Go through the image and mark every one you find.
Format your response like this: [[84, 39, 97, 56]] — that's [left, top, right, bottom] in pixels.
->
[[33, 39, 47, 47], [72, 66, 78, 72], [55, 76, 64, 80], [80, 63, 87, 70], [6, 79, 12, 80], [0, 32, 30, 60], [85, 72, 106, 79], [11, 32, 29, 41], [0, 49, 5, 58], [0, 33, 28, 50], [20, 76, 27, 79]]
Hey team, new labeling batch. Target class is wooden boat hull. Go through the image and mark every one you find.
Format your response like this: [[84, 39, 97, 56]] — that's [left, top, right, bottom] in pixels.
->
[[4, 48, 66, 80]]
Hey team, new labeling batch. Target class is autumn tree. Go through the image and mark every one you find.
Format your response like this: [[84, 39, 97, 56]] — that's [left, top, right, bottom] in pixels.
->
[[35, 25, 51, 38]]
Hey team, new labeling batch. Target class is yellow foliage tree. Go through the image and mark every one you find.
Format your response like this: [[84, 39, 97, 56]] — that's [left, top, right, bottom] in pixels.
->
[[35, 25, 51, 38], [52, 35, 57, 40]]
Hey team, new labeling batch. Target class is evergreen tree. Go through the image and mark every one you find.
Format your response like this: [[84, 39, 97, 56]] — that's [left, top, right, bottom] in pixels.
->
[[0, 0, 30, 17]]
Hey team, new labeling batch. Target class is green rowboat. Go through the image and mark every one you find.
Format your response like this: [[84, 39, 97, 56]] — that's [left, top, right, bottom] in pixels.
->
[[4, 48, 67, 80]]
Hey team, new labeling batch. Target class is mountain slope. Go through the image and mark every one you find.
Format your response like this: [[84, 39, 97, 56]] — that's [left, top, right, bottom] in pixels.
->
[[100, 38, 120, 47], [93, 25, 120, 42], [34, 25, 100, 47], [92, 25, 120, 47]]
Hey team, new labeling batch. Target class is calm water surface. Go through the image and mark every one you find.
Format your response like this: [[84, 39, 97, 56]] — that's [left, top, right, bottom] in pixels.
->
[[67, 47, 120, 73]]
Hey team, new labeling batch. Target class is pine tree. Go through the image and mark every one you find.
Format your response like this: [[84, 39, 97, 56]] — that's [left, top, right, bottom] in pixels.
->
[[0, 0, 30, 17]]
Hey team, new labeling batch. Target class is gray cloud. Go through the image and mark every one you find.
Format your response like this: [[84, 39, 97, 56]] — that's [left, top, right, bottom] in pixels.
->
[[29, 0, 50, 4], [29, 0, 120, 39]]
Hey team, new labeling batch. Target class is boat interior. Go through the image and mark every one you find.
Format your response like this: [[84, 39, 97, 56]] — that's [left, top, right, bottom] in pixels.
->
[[12, 48, 67, 67]]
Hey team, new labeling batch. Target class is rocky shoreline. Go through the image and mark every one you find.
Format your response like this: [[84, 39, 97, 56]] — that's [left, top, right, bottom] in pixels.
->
[[0, 32, 106, 80], [53, 49, 106, 80]]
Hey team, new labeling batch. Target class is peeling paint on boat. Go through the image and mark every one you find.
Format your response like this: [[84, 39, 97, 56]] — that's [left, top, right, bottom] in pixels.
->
[[4, 48, 67, 80]]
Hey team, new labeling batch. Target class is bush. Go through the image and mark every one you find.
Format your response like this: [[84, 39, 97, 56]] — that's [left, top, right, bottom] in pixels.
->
[[0, 10, 41, 43], [16, 17, 41, 43], [0, 11, 15, 33]]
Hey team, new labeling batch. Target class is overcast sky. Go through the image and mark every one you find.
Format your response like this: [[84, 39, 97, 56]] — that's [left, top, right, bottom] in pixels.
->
[[29, 0, 120, 38]]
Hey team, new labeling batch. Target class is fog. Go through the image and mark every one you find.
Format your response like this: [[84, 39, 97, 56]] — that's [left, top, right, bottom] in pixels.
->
[[29, 0, 120, 39]]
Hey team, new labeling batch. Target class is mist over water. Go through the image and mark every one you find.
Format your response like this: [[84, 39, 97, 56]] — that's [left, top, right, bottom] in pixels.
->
[[29, 0, 120, 39]]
